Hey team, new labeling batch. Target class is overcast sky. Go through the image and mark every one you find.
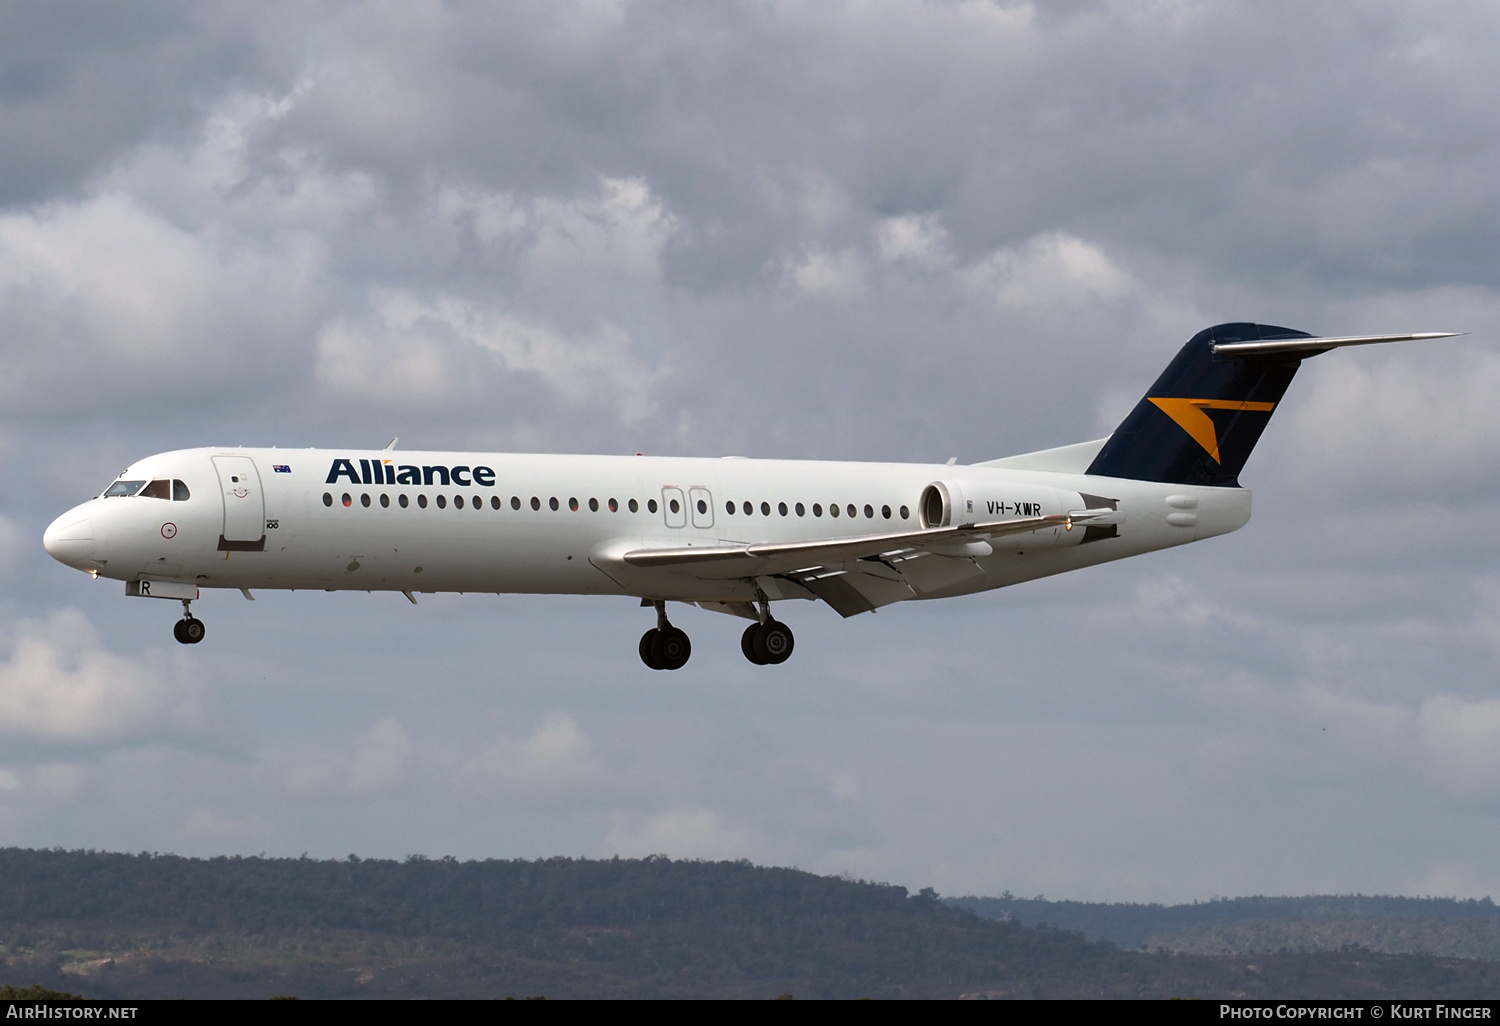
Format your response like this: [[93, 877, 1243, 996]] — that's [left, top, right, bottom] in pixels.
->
[[2, 0, 1500, 903]]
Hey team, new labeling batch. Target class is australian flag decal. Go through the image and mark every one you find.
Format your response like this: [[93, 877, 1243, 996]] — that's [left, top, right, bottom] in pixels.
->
[[273, 464, 291, 473]]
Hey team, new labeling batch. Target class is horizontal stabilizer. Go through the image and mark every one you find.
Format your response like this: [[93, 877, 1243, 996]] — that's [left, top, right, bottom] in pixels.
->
[[1213, 332, 1460, 358]]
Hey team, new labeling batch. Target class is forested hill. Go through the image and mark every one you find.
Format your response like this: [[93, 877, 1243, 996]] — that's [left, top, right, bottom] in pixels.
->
[[1, 849, 1499, 998], [950, 894, 1500, 961]]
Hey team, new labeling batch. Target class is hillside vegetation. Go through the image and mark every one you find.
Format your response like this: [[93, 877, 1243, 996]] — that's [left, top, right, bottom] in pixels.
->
[[951, 894, 1500, 961], [0, 849, 1497, 999]]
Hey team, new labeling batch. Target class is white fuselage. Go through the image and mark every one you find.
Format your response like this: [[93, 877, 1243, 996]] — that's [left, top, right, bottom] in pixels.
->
[[43, 447, 1250, 609]]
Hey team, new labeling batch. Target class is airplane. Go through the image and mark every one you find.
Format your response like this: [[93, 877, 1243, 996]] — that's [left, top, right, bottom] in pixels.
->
[[43, 323, 1460, 669]]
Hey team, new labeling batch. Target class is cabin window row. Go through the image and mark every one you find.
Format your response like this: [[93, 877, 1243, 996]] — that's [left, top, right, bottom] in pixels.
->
[[321, 491, 911, 522], [721, 500, 909, 520], [324, 492, 651, 513]]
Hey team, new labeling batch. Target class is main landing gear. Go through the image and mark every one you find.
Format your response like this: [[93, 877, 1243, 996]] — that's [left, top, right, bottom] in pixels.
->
[[172, 599, 206, 645], [638, 597, 796, 669], [741, 619, 793, 665], [639, 600, 691, 671]]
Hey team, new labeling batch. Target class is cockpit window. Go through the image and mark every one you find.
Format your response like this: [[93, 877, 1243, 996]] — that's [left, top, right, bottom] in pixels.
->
[[173, 480, 190, 501], [103, 480, 146, 497], [139, 479, 171, 499]]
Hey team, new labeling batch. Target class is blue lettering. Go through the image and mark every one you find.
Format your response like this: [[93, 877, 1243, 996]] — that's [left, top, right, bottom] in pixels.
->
[[359, 459, 373, 485], [396, 465, 421, 485], [326, 459, 360, 484], [451, 466, 472, 486], [422, 465, 450, 486], [473, 466, 495, 487]]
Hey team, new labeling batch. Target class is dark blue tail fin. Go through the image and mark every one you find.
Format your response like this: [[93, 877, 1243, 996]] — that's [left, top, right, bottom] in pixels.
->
[[1085, 323, 1312, 486]]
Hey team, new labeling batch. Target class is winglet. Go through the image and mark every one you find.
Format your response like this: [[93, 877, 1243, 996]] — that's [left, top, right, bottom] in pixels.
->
[[384, 437, 399, 450]]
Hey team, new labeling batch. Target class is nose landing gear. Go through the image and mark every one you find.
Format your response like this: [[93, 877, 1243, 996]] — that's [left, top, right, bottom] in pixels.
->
[[639, 600, 691, 670], [173, 600, 206, 645]]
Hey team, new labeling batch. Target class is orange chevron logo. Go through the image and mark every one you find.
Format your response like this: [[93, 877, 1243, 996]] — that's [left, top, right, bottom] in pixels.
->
[[1148, 398, 1276, 463]]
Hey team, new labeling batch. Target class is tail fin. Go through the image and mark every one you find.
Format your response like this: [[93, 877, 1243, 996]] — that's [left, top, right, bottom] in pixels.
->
[[1086, 322, 1313, 486]]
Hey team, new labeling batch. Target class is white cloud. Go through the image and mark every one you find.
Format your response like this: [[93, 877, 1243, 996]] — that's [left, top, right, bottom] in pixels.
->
[[961, 232, 1134, 309], [348, 717, 414, 795], [315, 291, 663, 423], [0, 610, 209, 746], [605, 809, 760, 862], [459, 713, 615, 809], [784, 247, 867, 302], [875, 214, 952, 270]]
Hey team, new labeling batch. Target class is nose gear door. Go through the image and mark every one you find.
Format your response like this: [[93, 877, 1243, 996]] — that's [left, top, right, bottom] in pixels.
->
[[212, 455, 266, 551], [689, 487, 714, 529]]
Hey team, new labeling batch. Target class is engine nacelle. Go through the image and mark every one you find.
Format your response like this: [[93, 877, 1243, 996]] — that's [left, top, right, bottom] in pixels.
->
[[919, 478, 1095, 548], [919, 480, 971, 528]]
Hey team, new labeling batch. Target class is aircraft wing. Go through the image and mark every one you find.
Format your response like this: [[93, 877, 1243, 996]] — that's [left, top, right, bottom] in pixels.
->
[[615, 509, 1114, 617]]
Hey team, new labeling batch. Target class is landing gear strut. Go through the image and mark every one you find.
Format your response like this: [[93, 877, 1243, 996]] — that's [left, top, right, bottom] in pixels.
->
[[741, 591, 794, 665], [639, 601, 691, 670], [173, 600, 206, 645]]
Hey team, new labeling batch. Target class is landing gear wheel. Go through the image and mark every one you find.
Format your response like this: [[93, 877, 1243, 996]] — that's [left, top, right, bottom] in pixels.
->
[[752, 620, 794, 665], [655, 626, 691, 670], [742, 623, 768, 665], [175, 617, 205, 645], [639, 628, 663, 669]]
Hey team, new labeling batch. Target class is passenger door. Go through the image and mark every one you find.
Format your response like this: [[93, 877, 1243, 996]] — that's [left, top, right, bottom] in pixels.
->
[[661, 486, 687, 528], [689, 487, 714, 529], [212, 455, 266, 550]]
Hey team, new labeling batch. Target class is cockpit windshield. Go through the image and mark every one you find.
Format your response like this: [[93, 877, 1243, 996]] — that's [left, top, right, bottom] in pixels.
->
[[103, 480, 146, 497], [101, 478, 190, 500]]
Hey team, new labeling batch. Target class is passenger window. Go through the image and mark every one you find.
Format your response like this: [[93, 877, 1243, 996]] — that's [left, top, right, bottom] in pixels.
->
[[454, 495, 464, 509], [669, 498, 680, 514], [323, 492, 333, 507], [813, 503, 822, 517], [569, 497, 579, 511], [864, 504, 873, 518], [491, 496, 500, 510], [342, 493, 352, 507], [437, 495, 447, 509], [399, 494, 409, 508], [140, 480, 171, 499], [778, 502, 787, 516], [647, 499, 657, 513], [361, 493, 371, 507], [795, 502, 805, 517], [848, 504, 857, 518], [418, 494, 428, 508], [589, 498, 599, 512], [882, 504, 891, 519], [830, 503, 840, 517], [549, 497, 559, 511], [381, 494, 390, 508], [697, 499, 708, 515], [725, 501, 735, 515], [531, 497, 540, 510], [743, 501, 752, 515], [609, 498, 618, 512], [630, 499, 640, 513], [172, 480, 190, 501], [474, 496, 482, 510], [511, 496, 521, 509], [760, 501, 770, 516], [900, 505, 910, 519]]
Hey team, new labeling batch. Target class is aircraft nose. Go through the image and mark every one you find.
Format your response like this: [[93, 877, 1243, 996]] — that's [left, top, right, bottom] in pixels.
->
[[43, 512, 95, 567]]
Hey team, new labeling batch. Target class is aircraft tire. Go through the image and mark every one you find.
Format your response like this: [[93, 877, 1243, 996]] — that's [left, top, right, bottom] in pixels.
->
[[182, 617, 206, 645], [752, 620, 794, 665], [173, 619, 190, 645], [639, 628, 663, 670], [741, 623, 768, 665], [657, 627, 691, 670]]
